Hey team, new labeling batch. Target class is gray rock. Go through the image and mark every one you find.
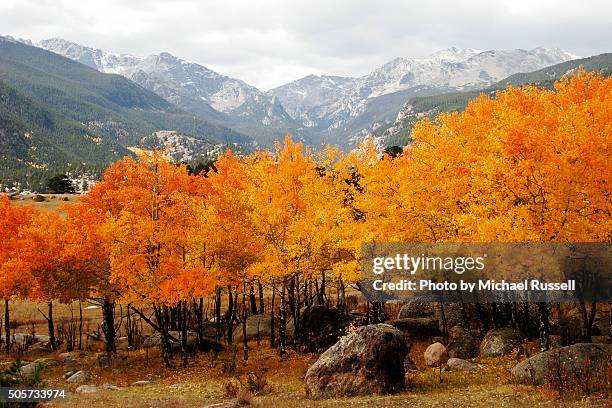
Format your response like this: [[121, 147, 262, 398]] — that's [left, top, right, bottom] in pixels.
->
[[424, 342, 448, 367], [67, 370, 91, 383], [387, 318, 440, 339], [447, 358, 478, 372], [59, 351, 82, 368], [397, 300, 436, 319], [75, 385, 98, 394], [63, 370, 75, 379], [1, 333, 30, 346], [95, 353, 127, 368], [511, 343, 612, 386], [479, 328, 523, 357], [232, 314, 273, 342], [170, 383, 188, 388], [19, 362, 41, 377], [102, 383, 121, 390], [447, 335, 479, 359], [34, 335, 50, 343], [131, 380, 159, 386], [143, 331, 198, 350], [304, 323, 408, 398], [202, 403, 240, 408]]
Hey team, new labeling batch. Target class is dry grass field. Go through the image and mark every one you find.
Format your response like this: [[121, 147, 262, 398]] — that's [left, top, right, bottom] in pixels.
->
[[10, 345, 604, 408], [4, 193, 79, 212], [0, 301, 608, 408]]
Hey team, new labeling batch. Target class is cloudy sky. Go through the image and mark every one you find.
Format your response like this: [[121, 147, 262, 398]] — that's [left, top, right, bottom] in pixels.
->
[[1, 0, 610, 90]]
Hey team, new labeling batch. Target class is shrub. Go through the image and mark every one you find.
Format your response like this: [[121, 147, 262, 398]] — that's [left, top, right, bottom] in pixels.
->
[[0, 359, 45, 407], [545, 352, 611, 398]]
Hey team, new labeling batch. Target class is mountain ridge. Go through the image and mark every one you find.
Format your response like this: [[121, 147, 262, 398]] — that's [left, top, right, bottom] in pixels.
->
[[32, 37, 578, 148]]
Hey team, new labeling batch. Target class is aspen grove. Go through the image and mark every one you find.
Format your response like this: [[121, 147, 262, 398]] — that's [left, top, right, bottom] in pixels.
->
[[0, 72, 610, 367]]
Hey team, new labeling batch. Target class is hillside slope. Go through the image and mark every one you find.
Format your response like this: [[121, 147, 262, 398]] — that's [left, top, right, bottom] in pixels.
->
[[0, 37, 251, 190], [37, 38, 311, 148]]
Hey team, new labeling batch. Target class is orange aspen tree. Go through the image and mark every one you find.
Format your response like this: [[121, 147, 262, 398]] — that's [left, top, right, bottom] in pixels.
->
[[245, 137, 321, 355], [0, 196, 34, 352], [197, 150, 260, 358], [15, 210, 91, 350], [103, 152, 211, 366]]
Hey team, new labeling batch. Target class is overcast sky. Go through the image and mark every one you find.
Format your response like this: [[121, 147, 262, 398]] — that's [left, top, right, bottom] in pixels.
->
[[1, 0, 610, 90]]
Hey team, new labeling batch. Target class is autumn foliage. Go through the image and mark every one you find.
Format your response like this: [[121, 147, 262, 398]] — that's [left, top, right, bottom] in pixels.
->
[[0, 72, 610, 361]]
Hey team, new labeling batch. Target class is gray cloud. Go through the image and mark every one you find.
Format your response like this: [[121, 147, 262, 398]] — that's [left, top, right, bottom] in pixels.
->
[[1, 0, 610, 90]]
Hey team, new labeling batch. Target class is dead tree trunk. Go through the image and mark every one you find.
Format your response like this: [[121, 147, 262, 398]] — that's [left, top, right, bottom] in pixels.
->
[[242, 281, 249, 361], [537, 302, 550, 351], [194, 297, 204, 351], [101, 297, 117, 354], [439, 301, 449, 345], [270, 279, 276, 348], [45, 301, 56, 350], [258, 280, 265, 315], [180, 301, 189, 367], [279, 278, 287, 357], [154, 305, 174, 368], [337, 277, 347, 317], [578, 301, 597, 343], [316, 272, 326, 305], [304, 279, 311, 308], [214, 287, 222, 349], [226, 285, 235, 343], [4, 299, 10, 353], [249, 284, 258, 316], [78, 301, 83, 350]]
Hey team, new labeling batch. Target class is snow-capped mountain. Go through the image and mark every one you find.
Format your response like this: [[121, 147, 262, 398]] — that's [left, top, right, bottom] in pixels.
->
[[268, 75, 357, 127], [34, 38, 578, 148], [269, 46, 578, 146], [37, 38, 309, 147]]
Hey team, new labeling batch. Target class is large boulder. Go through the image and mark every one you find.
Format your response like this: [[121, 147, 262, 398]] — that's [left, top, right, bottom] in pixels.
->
[[424, 342, 448, 367], [511, 343, 612, 385], [232, 314, 296, 342], [397, 300, 436, 319], [387, 318, 441, 339], [298, 305, 341, 352], [447, 335, 479, 359], [232, 314, 272, 342], [304, 324, 408, 398], [143, 331, 199, 351], [479, 328, 523, 357]]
